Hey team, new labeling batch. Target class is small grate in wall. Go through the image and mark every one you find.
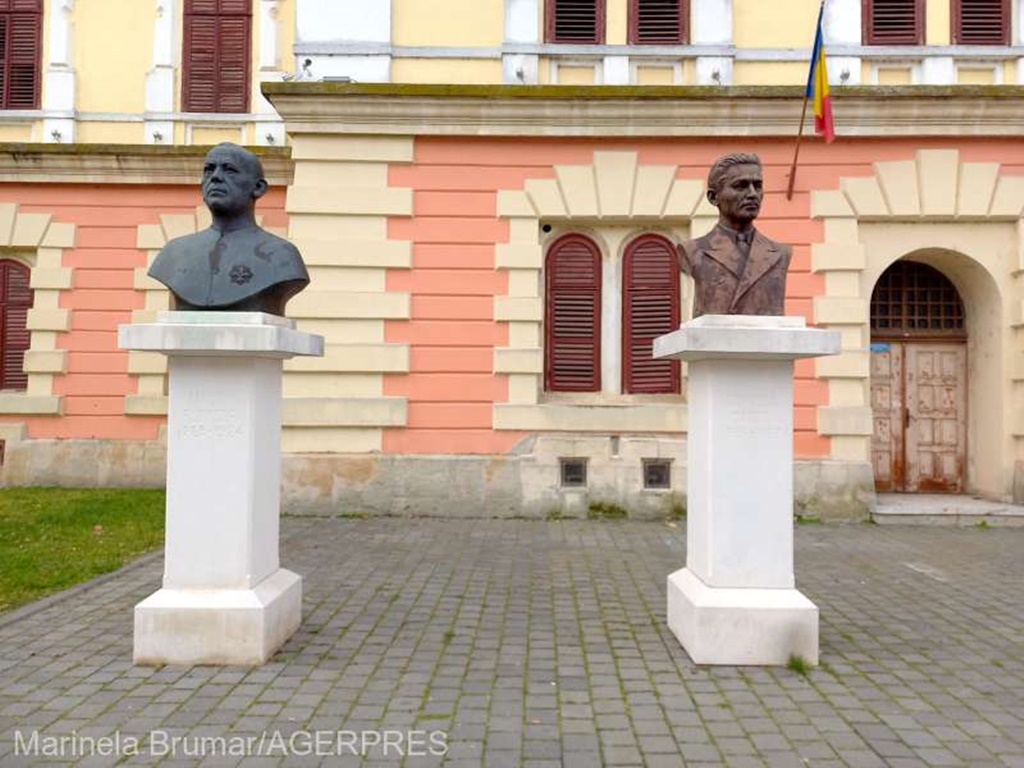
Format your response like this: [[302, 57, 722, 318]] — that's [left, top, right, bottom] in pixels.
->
[[643, 459, 671, 489], [560, 458, 587, 488]]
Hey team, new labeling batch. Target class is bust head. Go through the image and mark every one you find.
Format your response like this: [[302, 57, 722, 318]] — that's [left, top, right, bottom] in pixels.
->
[[706, 153, 763, 231], [202, 143, 268, 222], [147, 143, 310, 316]]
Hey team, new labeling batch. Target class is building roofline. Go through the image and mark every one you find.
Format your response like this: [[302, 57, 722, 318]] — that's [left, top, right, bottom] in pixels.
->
[[263, 83, 1024, 138], [0, 144, 293, 185]]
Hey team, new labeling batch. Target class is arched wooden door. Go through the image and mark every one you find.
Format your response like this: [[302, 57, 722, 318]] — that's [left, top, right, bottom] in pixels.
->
[[870, 260, 966, 493]]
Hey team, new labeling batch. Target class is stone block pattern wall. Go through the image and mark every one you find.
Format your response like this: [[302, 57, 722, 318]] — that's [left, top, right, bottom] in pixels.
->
[[0, 184, 287, 444], [384, 137, 840, 459]]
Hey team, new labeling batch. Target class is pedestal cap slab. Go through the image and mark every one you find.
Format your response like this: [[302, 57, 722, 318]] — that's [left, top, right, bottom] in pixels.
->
[[119, 311, 323, 358], [654, 314, 840, 362]]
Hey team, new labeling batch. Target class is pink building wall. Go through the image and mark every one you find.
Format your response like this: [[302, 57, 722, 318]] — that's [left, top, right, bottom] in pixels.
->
[[0, 137, 1018, 465], [0, 184, 289, 442]]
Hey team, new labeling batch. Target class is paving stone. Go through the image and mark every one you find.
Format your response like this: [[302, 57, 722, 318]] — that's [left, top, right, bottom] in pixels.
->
[[0, 520, 1019, 767]]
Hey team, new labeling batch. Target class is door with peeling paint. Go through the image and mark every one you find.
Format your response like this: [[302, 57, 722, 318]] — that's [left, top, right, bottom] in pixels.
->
[[869, 260, 967, 494], [872, 342, 966, 493]]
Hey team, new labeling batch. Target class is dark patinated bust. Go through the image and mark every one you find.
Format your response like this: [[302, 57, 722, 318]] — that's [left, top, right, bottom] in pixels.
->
[[149, 143, 309, 316], [678, 153, 791, 317]]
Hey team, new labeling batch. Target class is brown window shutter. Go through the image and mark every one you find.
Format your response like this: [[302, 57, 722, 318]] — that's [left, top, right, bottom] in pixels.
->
[[0, 0, 40, 110], [864, 0, 923, 45], [182, 0, 251, 113], [546, 0, 606, 44], [545, 234, 602, 392], [629, 0, 688, 45], [0, 260, 32, 391], [953, 0, 1009, 44], [622, 235, 680, 394]]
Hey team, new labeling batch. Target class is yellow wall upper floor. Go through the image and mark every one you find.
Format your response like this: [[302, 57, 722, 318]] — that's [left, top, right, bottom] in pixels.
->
[[0, 0, 1018, 146]]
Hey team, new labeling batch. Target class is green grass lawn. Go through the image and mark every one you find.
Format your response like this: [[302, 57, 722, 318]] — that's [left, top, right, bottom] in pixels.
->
[[0, 488, 165, 614]]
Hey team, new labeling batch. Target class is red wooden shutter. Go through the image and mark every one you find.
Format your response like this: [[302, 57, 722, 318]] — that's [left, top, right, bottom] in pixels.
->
[[182, 0, 251, 113], [0, 0, 41, 110], [953, 0, 1009, 44], [864, 0, 923, 44], [0, 260, 32, 391], [546, 0, 606, 43], [545, 235, 601, 392], [623, 235, 679, 394], [629, 0, 687, 44]]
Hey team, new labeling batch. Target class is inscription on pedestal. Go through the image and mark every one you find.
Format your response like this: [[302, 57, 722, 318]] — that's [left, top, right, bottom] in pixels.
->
[[177, 390, 242, 440]]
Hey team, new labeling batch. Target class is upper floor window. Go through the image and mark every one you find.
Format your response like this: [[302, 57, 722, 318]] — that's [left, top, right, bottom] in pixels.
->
[[953, 0, 1009, 44], [864, 0, 924, 45], [629, 0, 688, 45], [182, 0, 252, 113], [546, 0, 606, 44], [0, 0, 41, 110], [0, 259, 31, 390]]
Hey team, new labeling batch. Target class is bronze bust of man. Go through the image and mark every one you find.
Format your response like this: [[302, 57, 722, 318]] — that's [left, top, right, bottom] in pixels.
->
[[678, 153, 791, 317], [148, 143, 309, 316]]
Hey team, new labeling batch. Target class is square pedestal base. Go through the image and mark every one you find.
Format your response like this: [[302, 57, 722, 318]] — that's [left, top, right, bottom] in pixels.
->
[[134, 569, 302, 666], [667, 568, 819, 666]]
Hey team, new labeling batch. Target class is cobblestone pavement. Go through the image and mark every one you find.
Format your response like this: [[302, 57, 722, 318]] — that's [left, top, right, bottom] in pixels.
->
[[0, 518, 1021, 768]]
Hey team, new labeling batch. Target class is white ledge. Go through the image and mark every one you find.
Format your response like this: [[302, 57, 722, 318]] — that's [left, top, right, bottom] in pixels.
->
[[119, 312, 325, 359], [654, 315, 841, 362]]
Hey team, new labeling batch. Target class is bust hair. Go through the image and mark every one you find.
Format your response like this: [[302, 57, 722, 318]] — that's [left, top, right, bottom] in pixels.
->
[[707, 153, 762, 195]]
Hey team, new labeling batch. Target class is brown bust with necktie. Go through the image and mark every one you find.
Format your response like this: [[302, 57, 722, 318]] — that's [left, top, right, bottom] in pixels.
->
[[677, 153, 792, 317]]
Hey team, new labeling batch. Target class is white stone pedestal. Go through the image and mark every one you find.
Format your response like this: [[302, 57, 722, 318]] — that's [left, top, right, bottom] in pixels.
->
[[119, 312, 323, 665], [654, 315, 840, 665]]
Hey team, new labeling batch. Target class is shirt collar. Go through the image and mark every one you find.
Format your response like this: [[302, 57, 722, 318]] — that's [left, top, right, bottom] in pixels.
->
[[715, 222, 756, 246]]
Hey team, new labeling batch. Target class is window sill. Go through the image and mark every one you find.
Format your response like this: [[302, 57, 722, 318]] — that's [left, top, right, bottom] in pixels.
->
[[493, 401, 686, 432]]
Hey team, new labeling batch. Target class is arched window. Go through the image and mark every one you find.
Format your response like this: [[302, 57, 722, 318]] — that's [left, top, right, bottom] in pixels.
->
[[622, 234, 680, 394], [0, 259, 31, 390], [870, 260, 965, 338], [545, 234, 601, 392]]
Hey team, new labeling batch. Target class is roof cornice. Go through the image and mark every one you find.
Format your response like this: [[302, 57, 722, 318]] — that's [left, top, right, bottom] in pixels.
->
[[0, 144, 293, 185], [263, 83, 1024, 138]]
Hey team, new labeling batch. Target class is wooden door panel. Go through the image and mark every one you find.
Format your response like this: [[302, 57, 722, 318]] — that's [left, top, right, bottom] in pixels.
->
[[905, 344, 965, 493], [870, 343, 903, 491]]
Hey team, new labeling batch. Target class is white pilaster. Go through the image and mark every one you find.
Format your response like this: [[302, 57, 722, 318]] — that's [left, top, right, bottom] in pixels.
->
[[506, 0, 539, 42], [695, 57, 732, 86], [255, 0, 285, 146], [296, 0, 392, 83], [504, 0, 539, 83], [922, 56, 956, 85], [145, 0, 176, 145], [42, 0, 75, 143], [825, 0, 862, 85], [654, 316, 840, 666], [1017, 0, 1024, 81], [693, 0, 733, 85], [603, 55, 630, 85]]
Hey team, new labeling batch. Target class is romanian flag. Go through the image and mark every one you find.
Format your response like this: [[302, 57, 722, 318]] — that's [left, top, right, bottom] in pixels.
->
[[805, 5, 835, 143]]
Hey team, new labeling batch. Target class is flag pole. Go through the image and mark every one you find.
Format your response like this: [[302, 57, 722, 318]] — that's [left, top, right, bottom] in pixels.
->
[[786, 97, 810, 201], [787, 0, 826, 201]]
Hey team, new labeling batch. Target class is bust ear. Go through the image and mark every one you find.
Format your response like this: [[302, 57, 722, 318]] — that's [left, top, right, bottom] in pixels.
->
[[706, 189, 717, 207], [252, 178, 269, 200]]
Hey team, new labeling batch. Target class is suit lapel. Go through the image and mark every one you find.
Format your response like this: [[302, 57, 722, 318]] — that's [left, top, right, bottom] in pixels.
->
[[730, 231, 782, 311], [702, 228, 746, 278]]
